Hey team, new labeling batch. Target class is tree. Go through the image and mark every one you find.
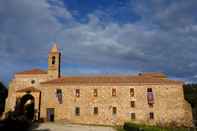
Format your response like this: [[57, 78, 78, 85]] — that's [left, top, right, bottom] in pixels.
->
[[183, 84, 197, 126], [0, 81, 8, 114]]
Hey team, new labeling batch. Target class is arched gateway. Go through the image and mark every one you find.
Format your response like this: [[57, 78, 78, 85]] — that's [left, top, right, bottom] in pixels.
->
[[14, 86, 41, 121], [15, 93, 35, 120]]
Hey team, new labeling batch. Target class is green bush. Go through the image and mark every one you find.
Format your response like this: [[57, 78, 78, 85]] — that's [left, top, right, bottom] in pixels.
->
[[123, 122, 162, 131], [123, 122, 139, 131], [121, 122, 188, 131]]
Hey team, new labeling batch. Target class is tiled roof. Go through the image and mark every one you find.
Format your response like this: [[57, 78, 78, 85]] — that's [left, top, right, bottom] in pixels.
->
[[16, 68, 47, 75], [41, 73, 183, 85], [139, 72, 167, 78], [16, 86, 41, 92]]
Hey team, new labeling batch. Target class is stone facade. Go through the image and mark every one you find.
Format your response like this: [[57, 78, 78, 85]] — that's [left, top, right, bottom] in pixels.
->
[[5, 44, 193, 127]]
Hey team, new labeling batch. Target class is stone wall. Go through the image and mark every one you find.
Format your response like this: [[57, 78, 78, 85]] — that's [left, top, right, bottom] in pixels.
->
[[4, 71, 193, 127], [40, 83, 193, 126], [5, 73, 48, 112]]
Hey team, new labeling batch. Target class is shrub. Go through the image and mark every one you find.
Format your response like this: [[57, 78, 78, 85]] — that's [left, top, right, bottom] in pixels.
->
[[123, 122, 139, 131], [122, 122, 188, 131]]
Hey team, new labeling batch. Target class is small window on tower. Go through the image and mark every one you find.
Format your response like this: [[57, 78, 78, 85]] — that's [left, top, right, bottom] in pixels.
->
[[52, 56, 56, 65]]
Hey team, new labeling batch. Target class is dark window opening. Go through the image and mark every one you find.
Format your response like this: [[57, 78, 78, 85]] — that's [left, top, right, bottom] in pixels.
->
[[149, 103, 153, 108], [112, 88, 116, 97], [76, 89, 80, 97], [31, 80, 35, 84], [75, 107, 80, 116], [147, 88, 152, 92], [52, 56, 56, 65], [56, 89, 63, 104], [93, 89, 98, 97], [130, 88, 134, 97], [131, 101, 135, 108], [149, 112, 154, 119], [93, 107, 98, 115], [112, 107, 117, 115], [131, 113, 136, 120]]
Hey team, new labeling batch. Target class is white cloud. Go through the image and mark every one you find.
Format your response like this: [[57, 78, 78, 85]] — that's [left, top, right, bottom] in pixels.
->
[[1, 0, 197, 84]]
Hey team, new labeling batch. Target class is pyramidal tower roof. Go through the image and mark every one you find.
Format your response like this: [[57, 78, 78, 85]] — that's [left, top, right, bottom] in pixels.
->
[[50, 43, 59, 53]]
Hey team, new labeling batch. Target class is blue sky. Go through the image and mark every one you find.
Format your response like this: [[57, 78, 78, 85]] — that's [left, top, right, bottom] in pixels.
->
[[1, 0, 197, 85]]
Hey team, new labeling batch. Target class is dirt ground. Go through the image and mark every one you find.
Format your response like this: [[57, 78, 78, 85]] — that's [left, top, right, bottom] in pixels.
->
[[30, 122, 116, 131]]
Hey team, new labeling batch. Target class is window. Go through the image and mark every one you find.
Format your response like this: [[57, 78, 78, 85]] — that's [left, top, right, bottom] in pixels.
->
[[130, 88, 134, 97], [147, 88, 154, 106], [147, 88, 152, 92], [149, 112, 154, 119], [131, 101, 135, 108], [56, 89, 63, 104], [31, 80, 35, 84], [56, 89, 62, 94], [112, 107, 117, 115], [149, 103, 153, 108], [112, 88, 116, 97], [93, 107, 98, 115], [131, 113, 136, 120], [93, 89, 98, 97], [52, 56, 56, 65], [76, 89, 80, 97], [75, 107, 80, 116]]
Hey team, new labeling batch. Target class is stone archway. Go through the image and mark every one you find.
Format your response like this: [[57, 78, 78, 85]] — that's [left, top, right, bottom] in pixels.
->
[[15, 93, 35, 120]]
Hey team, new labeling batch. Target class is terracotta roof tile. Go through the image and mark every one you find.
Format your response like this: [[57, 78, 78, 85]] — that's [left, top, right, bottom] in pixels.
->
[[41, 73, 183, 85], [16, 68, 47, 75], [139, 72, 167, 78]]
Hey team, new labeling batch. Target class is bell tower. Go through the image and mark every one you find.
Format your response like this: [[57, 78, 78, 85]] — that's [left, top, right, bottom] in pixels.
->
[[48, 43, 61, 79]]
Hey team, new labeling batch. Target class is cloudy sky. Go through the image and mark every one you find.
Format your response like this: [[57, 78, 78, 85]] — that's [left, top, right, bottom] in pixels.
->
[[0, 0, 197, 85]]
